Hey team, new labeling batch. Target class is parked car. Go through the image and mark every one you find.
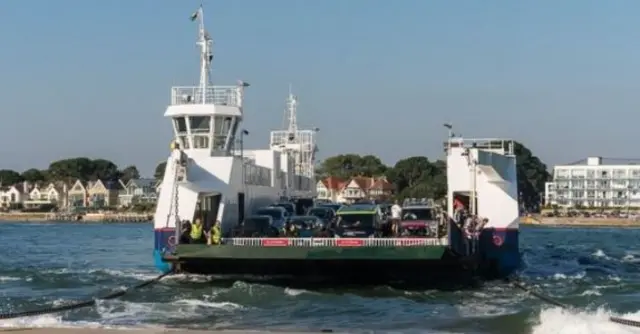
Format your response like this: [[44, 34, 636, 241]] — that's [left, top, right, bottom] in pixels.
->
[[307, 206, 336, 225], [286, 215, 325, 237], [255, 206, 288, 230], [233, 215, 279, 237]]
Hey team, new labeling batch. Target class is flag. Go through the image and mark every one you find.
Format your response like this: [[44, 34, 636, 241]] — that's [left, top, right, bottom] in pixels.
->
[[190, 7, 200, 21]]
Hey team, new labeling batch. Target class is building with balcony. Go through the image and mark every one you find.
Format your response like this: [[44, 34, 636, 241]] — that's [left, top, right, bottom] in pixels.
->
[[545, 156, 640, 208]]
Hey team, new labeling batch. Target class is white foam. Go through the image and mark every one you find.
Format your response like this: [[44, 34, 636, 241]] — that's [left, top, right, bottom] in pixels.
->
[[284, 288, 312, 297], [553, 272, 586, 280], [0, 313, 127, 329], [593, 249, 609, 259], [579, 289, 602, 296], [0, 276, 22, 282], [533, 307, 640, 334]]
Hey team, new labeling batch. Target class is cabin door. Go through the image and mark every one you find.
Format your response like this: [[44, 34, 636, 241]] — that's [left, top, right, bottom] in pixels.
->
[[237, 192, 245, 225], [452, 192, 477, 215], [194, 193, 221, 231]]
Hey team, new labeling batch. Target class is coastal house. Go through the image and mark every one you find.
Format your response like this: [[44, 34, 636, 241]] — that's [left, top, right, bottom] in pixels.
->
[[23, 183, 49, 209], [317, 176, 394, 203], [87, 179, 125, 208], [67, 180, 90, 208], [0, 185, 25, 209], [316, 176, 347, 202], [119, 178, 158, 207]]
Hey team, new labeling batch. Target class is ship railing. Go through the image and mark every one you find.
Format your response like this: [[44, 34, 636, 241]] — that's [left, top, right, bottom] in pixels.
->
[[223, 237, 449, 247], [171, 86, 240, 106], [444, 137, 514, 155]]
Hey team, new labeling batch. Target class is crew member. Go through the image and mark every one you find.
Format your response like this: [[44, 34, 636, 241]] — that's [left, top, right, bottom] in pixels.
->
[[390, 200, 402, 236], [190, 218, 205, 244], [208, 220, 222, 245]]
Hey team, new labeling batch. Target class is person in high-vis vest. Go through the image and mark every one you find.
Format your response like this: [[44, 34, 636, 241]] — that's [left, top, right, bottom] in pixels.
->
[[190, 218, 204, 243], [208, 220, 222, 245]]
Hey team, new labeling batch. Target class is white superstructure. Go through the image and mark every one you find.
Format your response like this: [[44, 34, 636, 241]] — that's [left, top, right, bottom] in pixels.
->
[[545, 157, 640, 208], [154, 6, 313, 234], [269, 86, 318, 197], [446, 137, 519, 230]]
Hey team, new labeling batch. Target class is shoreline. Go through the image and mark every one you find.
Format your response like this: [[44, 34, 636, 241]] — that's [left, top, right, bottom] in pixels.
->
[[0, 329, 329, 334], [521, 217, 640, 227], [0, 212, 152, 223]]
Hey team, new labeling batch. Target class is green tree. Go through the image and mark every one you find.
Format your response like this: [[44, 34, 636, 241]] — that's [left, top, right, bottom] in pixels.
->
[[21, 168, 46, 183], [120, 165, 140, 184], [512, 141, 550, 211], [154, 161, 167, 180], [47, 157, 121, 182], [317, 154, 388, 179], [0, 169, 23, 185]]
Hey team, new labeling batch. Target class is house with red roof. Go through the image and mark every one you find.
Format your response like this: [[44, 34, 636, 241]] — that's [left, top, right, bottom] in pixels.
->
[[316, 176, 394, 203]]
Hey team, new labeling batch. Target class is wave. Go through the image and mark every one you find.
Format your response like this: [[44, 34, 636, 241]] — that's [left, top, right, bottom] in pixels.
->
[[533, 307, 640, 334]]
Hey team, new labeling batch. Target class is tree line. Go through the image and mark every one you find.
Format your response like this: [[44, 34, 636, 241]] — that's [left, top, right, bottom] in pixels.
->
[[316, 142, 551, 211], [0, 158, 144, 186]]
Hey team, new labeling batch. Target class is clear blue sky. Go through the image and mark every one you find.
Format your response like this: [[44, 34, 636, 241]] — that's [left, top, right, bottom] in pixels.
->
[[2, 0, 640, 176]]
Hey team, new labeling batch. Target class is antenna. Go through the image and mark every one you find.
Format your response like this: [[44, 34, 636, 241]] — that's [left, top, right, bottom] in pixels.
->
[[191, 5, 213, 104], [286, 85, 298, 141]]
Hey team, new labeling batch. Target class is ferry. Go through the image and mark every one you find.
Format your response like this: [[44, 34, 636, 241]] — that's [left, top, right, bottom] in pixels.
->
[[154, 7, 521, 287]]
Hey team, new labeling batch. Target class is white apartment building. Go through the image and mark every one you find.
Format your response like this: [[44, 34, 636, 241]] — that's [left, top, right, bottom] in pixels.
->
[[545, 157, 640, 208]]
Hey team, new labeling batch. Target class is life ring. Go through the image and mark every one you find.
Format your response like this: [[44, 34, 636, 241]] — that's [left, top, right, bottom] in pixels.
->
[[492, 235, 504, 247], [167, 235, 177, 247]]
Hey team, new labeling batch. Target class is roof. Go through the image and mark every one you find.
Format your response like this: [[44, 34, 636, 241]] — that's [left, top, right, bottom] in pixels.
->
[[129, 178, 156, 188], [320, 176, 346, 190], [102, 179, 124, 190]]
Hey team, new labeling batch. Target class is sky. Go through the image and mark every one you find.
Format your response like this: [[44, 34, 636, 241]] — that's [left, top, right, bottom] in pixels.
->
[[2, 0, 640, 176]]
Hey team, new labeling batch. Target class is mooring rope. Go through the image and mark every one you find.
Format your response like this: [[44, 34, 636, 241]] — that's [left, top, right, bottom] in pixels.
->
[[508, 276, 640, 328], [0, 271, 173, 320]]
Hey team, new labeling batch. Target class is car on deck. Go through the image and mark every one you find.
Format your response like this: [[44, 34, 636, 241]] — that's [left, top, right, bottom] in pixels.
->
[[255, 206, 288, 230]]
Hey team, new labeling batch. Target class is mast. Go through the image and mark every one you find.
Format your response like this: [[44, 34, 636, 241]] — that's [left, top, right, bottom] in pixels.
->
[[192, 5, 213, 104], [286, 85, 298, 139]]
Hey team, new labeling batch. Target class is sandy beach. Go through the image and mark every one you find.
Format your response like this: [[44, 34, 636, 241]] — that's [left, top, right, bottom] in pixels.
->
[[0, 329, 334, 334]]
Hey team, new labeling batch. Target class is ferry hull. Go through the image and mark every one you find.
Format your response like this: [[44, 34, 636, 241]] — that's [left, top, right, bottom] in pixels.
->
[[162, 243, 483, 288], [479, 227, 520, 278]]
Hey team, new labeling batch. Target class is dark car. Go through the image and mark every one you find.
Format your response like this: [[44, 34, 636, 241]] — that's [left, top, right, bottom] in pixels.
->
[[255, 206, 288, 229], [287, 216, 325, 237], [233, 215, 279, 237], [272, 203, 295, 217], [307, 207, 336, 224], [318, 203, 343, 213]]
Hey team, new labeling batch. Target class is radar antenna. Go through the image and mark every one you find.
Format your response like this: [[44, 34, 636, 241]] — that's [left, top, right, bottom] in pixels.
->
[[191, 5, 213, 104]]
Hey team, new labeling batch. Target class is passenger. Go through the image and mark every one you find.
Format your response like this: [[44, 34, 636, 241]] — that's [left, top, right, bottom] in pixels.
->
[[180, 220, 192, 244], [208, 220, 222, 245], [288, 223, 299, 237], [390, 200, 402, 237], [282, 222, 291, 237], [190, 218, 205, 244]]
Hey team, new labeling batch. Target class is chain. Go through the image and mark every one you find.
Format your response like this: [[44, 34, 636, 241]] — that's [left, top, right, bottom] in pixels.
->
[[164, 159, 181, 228], [173, 161, 180, 223]]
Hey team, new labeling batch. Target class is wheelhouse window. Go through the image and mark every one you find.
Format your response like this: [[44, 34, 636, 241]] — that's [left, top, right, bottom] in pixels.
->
[[213, 116, 233, 149], [402, 208, 434, 221], [193, 135, 209, 149], [189, 116, 211, 134], [174, 117, 188, 133]]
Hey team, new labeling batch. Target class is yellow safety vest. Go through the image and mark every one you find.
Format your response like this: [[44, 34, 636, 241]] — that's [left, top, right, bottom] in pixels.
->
[[211, 226, 221, 244], [190, 223, 203, 240]]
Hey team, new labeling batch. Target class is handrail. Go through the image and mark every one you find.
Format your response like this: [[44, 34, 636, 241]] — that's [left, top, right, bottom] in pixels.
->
[[221, 237, 449, 247]]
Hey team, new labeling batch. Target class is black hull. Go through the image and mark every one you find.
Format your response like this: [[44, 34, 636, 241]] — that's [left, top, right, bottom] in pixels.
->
[[166, 252, 484, 290]]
